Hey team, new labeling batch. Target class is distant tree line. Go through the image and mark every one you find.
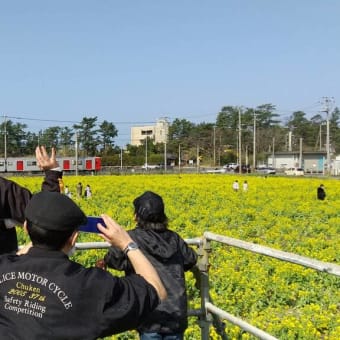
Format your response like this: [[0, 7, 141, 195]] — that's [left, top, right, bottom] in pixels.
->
[[1, 103, 340, 167], [0, 117, 118, 158]]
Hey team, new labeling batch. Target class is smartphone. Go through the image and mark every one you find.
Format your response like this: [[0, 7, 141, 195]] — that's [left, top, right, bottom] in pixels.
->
[[79, 217, 105, 233]]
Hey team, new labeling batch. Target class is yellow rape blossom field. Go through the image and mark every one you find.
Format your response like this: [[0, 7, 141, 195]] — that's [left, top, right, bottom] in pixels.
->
[[13, 174, 340, 340]]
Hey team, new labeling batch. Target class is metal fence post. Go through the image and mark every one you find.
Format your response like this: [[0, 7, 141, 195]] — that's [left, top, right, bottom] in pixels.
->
[[196, 235, 211, 340]]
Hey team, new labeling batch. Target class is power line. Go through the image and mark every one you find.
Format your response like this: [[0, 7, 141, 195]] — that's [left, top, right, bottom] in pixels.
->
[[5, 115, 157, 125], [6, 116, 79, 124], [5, 101, 332, 127]]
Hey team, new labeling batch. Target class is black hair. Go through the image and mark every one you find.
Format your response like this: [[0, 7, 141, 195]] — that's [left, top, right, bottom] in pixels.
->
[[135, 215, 168, 231], [26, 220, 75, 250]]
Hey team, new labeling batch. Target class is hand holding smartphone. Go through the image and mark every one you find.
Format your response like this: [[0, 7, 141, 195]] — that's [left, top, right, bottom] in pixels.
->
[[79, 217, 106, 233]]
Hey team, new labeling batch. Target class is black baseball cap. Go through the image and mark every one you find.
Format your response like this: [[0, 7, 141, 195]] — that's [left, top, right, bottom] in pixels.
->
[[25, 191, 87, 231], [133, 191, 167, 223]]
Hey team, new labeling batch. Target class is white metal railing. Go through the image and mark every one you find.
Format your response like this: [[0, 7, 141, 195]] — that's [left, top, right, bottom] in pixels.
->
[[75, 238, 202, 250], [205, 302, 277, 340], [204, 232, 340, 277]]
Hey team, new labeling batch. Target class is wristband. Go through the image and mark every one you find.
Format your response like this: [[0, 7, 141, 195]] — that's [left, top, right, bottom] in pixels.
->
[[123, 242, 139, 255], [51, 167, 62, 172]]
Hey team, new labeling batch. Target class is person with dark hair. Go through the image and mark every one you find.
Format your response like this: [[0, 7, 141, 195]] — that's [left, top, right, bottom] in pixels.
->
[[317, 184, 326, 200], [0, 191, 166, 339], [84, 184, 92, 198], [76, 182, 83, 198], [243, 180, 249, 192], [100, 191, 198, 340], [0, 146, 62, 255], [232, 180, 239, 192]]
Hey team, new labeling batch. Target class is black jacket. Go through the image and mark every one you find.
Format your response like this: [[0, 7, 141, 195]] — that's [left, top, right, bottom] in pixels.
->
[[0, 247, 159, 339], [317, 186, 326, 200], [0, 170, 62, 254], [104, 227, 198, 334]]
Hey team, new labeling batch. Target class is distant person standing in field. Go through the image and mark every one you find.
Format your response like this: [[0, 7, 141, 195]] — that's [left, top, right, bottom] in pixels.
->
[[58, 178, 65, 193], [232, 180, 239, 192], [317, 184, 326, 200], [243, 180, 248, 192], [64, 185, 72, 198], [76, 182, 83, 198], [84, 184, 92, 198], [98, 191, 197, 340]]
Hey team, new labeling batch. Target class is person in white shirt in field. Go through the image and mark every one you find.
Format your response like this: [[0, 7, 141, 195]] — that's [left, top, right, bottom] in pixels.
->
[[232, 180, 239, 192]]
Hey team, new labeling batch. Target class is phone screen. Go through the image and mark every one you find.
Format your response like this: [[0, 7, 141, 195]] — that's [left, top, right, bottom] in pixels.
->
[[79, 217, 105, 233]]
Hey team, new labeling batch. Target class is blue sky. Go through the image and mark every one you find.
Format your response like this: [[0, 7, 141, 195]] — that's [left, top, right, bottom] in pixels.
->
[[1, 1, 339, 146]]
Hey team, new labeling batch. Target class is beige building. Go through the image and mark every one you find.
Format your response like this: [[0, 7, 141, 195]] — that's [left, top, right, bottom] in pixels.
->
[[130, 118, 169, 146]]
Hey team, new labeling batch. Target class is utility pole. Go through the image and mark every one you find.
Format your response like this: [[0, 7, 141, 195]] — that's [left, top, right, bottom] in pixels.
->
[[75, 131, 78, 176], [3, 115, 7, 172], [272, 137, 275, 168], [178, 144, 181, 173], [196, 144, 199, 173], [213, 125, 216, 166], [319, 124, 322, 151], [253, 110, 256, 170], [326, 105, 330, 175], [288, 131, 293, 152], [238, 107, 242, 174], [321, 97, 335, 175], [120, 148, 123, 171], [164, 124, 168, 172], [145, 136, 148, 170], [299, 138, 303, 168], [164, 141, 167, 172]]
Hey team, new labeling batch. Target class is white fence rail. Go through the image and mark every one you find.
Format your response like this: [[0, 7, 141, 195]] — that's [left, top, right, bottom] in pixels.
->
[[204, 231, 340, 277]]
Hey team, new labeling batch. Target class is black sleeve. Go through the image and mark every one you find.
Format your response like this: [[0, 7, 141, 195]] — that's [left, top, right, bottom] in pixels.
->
[[104, 246, 129, 271], [99, 274, 159, 337], [41, 170, 62, 192], [0, 170, 62, 223], [0, 177, 32, 223], [178, 236, 198, 271]]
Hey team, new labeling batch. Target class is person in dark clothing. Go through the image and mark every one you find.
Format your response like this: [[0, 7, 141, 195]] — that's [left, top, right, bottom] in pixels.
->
[[100, 191, 198, 340], [0, 191, 166, 339], [76, 182, 83, 198], [317, 184, 326, 200], [0, 146, 62, 255]]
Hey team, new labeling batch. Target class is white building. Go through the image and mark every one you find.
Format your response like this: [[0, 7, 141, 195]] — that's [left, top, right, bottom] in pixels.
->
[[130, 118, 169, 146], [267, 151, 327, 173]]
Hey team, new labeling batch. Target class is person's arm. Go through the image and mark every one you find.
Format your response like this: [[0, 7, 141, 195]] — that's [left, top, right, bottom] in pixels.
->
[[0, 146, 60, 225], [178, 235, 198, 271], [100, 243, 129, 271], [97, 247, 127, 271], [0, 177, 32, 225], [98, 214, 167, 301], [35, 146, 63, 192]]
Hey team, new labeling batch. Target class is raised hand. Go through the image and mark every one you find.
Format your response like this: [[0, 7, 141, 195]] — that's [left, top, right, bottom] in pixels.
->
[[35, 146, 59, 170]]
